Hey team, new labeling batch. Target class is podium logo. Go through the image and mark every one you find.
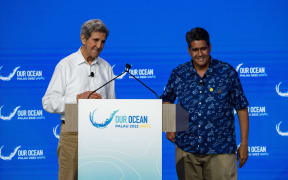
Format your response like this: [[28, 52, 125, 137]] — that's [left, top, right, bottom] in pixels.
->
[[89, 109, 119, 128], [0, 145, 21, 160], [0, 66, 20, 81], [53, 124, 60, 139], [114, 114, 151, 129], [0, 105, 21, 121], [235, 63, 267, 78], [276, 82, 288, 97], [276, 121, 288, 136]]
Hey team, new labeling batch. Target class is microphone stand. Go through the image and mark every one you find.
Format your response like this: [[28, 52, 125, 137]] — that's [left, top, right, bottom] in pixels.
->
[[127, 71, 160, 99], [88, 67, 129, 99]]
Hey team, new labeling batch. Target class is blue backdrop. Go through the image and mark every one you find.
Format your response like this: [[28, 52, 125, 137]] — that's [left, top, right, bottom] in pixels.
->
[[1, 0, 288, 179]]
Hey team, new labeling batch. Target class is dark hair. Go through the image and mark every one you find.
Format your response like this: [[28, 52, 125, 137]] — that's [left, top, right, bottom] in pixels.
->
[[186, 27, 210, 48], [81, 19, 109, 40]]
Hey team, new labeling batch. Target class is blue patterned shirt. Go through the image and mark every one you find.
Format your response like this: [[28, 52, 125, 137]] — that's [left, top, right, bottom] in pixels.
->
[[161, 58, 248, 154]]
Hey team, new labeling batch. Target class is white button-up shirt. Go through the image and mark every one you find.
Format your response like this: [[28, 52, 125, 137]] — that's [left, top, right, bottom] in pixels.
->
[[42, 49, 115, 120]]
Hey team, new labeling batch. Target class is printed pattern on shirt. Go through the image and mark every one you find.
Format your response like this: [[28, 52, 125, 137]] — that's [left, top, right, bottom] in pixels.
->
[[161, 59, 248, 154]]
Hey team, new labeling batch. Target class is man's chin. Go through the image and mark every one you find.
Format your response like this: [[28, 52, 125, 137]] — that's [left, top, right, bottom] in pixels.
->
[[91, 54, 100, 59], [193, 61, 209, 68]]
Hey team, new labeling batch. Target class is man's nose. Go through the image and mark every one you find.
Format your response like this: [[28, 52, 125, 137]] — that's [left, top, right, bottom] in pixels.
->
[[197, 49, 203, 56], [96, 42, 103, 49]]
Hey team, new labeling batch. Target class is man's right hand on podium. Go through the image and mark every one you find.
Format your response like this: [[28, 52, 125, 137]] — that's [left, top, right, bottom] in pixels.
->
[[77, 91, 102, 101], [166, 132, 176, 143]]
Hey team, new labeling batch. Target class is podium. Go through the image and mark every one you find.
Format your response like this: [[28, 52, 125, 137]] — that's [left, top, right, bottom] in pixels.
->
[[63, 99, 188, 179]]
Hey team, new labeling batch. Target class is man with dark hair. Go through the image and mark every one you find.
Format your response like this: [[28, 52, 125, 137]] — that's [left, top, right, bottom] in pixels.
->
[[162, 27, 249, 180], [42, 19, 115, 180]]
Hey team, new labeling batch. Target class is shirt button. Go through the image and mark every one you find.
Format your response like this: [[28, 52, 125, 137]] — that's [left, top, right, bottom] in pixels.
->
[[198, 113, 201, 116], [199, 102, 202, 105], [199, 136, 201, 138], [199, 91, 202, 93], [198, 125, 201, 128]]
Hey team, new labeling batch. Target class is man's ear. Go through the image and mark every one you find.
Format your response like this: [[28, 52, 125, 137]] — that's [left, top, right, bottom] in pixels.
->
[[188, 47, 192, 56], [208, 44, 212, 52], [80, 34, 86, 45]]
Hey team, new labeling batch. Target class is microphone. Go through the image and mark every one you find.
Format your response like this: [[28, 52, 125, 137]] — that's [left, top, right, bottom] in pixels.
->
[[126, 65, 160, 99], [125, 64, 131, 72], [88, 64, 131, 99], [89, 72, 94, 77]]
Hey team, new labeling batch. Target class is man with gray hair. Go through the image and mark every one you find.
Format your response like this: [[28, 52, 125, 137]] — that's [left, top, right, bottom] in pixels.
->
[[42, 19, 115, 180]]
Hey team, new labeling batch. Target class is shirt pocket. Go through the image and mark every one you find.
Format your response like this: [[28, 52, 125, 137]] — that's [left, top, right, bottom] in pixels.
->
[[210, 84, 229, 102]]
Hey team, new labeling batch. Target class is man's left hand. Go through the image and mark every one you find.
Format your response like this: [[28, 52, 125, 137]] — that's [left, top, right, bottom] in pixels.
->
[[237, 143, 248, 168]]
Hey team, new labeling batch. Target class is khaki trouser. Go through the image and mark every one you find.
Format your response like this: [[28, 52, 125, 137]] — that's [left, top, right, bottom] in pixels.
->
[[176, 146, 237, 180], [57, 131, 78, 180]]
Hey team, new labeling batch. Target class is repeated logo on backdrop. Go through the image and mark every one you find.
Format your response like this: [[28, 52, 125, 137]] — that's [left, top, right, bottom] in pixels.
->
[[111, 64, 156, 79], [276, 121, 288, 136], [248, 106, 268, 117], [0, 145, 46, 161], [275, 81, 288, 136], [53, 124, 60, 139], [0, 145, 21, 160], [275, 82, 288, 97], [0, 105, 45, 121], [0, 65, 45, 81], [248, 145, 269, 157], [236, 63, 267, 77], [237, 144, 270, 157], [112, 64, 127, 80], [0, 105, 20, 121], [129, 68, 156, 79], [233, 106, 268, 117], [0, 66, 20, 81]]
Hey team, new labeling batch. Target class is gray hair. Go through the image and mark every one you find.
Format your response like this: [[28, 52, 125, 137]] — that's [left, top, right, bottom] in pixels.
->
[[80, 19, 109, 40]]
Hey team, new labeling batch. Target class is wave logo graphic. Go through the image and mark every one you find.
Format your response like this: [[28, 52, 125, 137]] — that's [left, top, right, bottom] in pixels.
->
[[0, 105, 21, 121], [90, 109, 119, 128], [0, 145, 21, 160], [275, 82, 288, 97], [112, 64, 127, 79], [53, 124, 60, 139], [276, 121, 288, 136], [235, 63, 243, 72], [0, 66, 20, 81]]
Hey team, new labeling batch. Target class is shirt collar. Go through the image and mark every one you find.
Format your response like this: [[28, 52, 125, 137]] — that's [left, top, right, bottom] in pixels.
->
[[74, 48, 100, 66], [189, 57, 215, 75]]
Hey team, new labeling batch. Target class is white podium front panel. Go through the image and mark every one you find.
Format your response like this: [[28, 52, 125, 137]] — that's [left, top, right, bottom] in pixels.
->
[[78, 99, 162, 180]]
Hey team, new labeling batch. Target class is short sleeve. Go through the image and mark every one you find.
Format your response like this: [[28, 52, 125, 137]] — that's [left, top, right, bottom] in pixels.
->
[[229, 67, 249, 110], [161, 70, 177, 103]]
